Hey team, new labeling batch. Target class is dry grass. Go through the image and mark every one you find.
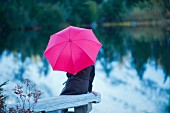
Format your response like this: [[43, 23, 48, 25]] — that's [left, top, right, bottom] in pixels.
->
[[122, 0, 166, 21], [122, 27, 166, 42]]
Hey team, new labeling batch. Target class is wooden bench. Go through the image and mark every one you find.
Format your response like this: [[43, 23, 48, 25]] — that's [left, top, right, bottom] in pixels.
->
[[8, 93, 101, 113]]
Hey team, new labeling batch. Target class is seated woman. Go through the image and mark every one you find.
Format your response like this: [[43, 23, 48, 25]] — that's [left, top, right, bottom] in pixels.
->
[[60, 65, 97, 113]]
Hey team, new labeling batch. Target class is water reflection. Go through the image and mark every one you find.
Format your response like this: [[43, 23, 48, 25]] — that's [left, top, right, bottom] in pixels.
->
[[95, 27, 126, 77], [95, 25, 170, 81], [0, 0, 169, 82], [0, 24, 170, 81], [125, 27, 170, 81]]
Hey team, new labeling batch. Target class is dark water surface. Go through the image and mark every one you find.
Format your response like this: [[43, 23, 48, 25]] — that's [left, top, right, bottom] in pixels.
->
[[0, 24, 170, 81]]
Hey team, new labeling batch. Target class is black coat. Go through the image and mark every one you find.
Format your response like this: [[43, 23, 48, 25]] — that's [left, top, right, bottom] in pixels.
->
[[60, 65, 95, 95]]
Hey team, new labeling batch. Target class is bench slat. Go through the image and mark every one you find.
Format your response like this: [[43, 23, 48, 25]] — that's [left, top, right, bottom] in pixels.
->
[[8, 93, 101, 112]]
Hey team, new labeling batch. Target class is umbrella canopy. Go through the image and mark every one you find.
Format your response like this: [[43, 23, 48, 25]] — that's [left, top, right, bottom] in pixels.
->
[[44, 26, 102, 74]]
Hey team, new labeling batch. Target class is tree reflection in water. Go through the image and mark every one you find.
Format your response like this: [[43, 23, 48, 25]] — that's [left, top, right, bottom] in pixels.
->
[[0, 0, 169, 82], [0, 24, 169, 82], [96, 26, 170, 81]]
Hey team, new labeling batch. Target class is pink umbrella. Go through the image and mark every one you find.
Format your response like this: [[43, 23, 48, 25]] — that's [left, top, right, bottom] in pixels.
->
[[44, 26, 102, 74]]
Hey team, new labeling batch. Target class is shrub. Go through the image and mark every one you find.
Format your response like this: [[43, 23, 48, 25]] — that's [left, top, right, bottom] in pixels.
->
[[0, 81, 8, 113], [9, 79, 43, 113]]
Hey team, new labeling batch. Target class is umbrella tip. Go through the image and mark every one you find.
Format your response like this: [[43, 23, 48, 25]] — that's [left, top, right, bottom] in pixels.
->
[[68, 26, 74, 29], [69, 25, 72, 27]]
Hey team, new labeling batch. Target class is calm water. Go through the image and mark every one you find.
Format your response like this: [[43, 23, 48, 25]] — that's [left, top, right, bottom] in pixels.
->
[[96, 26, 170, 81], [0, 25, 170, 82], [0, 24, 170, 113]]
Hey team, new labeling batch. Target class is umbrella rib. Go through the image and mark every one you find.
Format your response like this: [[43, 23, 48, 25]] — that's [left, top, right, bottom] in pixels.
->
[[69, 26, 70, 40], [72, 39, 101, 46], [69, 27, 75, 73], [53, 43, 69, 69], [71, 30, 86, 40], [71, 42, 95, 64], [69, 29, 75, 71], [70, 43, 74, 73], [57, 34, 69, 41], [45, 42, 68, 53]]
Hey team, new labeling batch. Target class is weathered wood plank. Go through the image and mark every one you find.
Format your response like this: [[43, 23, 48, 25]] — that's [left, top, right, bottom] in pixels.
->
[[7, 93, 101, 112], [35, 93, 100, 112]]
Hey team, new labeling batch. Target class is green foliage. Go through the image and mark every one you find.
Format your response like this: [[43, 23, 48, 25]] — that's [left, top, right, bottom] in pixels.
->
[[0, 0, 99, 57], [0, 81, 8, 112], [121, 0, 166, 20], [0, 0, 64, 58], [59, 0, 98, 25], [99, 0, 123, 22]]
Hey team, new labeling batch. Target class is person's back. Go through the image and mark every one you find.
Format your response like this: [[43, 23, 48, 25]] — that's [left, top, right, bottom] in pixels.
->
[[60, 65, 95, 95]]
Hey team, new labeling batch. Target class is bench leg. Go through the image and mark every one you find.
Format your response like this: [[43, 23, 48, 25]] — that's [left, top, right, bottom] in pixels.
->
[[87, 103, 92, 113], [74, 103, 92, 113]]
